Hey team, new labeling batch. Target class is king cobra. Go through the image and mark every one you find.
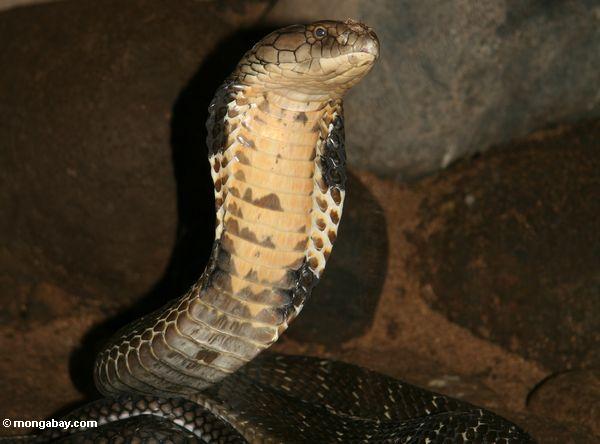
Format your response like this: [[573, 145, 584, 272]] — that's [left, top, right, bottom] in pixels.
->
[[11, 20, 535, 443]]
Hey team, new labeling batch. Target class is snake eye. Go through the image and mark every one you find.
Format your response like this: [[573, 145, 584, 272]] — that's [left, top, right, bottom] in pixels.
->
[[314, 27, 327, 38]]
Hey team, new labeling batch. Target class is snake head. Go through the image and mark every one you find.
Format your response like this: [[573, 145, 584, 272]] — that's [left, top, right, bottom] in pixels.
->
[[235, 20, 379, 98]]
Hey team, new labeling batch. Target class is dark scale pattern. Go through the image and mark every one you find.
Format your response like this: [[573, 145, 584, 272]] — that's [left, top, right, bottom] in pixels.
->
[[206, 81, 237, 156], [288, 260, 320, 316], [33, 395, 244, 444], [55, 416, 200, 443], [202, 240, 224, 291], [320, 114, 346, 190], [199, 354, 535, 443]]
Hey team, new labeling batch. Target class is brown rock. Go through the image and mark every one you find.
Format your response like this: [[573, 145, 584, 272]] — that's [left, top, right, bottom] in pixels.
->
[[0, 0, 273, 311], [26, 281, 78, 322], [528, 370, 600, 438], [410, 121, 600, 371]]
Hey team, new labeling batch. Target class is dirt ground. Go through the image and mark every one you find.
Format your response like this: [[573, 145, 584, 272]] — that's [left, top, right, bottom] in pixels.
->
[[0, 121, 598, 442]]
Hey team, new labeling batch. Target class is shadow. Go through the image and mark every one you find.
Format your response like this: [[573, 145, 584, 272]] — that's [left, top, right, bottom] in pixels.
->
[[67, 26, 278, 401], [285, 171, 388, 346]]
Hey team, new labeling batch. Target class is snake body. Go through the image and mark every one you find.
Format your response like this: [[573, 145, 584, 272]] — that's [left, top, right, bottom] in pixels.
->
[[18, 20, 534, 443]]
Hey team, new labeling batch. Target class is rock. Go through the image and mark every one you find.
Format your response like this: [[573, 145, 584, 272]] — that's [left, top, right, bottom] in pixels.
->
[[528, 370, 600, 438], [267, 0, 600, 178], [409, 121, 600, 371], [512, 413, 598, 444], [0, 0, 273, 308], [26, 281, 78, 322]]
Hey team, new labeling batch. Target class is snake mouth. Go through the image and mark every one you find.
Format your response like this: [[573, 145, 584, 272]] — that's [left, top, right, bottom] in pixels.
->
[[358, 37, 379, 58], [347, 51, 377, 67]]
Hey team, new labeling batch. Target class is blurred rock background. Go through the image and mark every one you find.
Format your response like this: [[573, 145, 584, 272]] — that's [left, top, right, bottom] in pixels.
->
[[0, 0, 598, 442]]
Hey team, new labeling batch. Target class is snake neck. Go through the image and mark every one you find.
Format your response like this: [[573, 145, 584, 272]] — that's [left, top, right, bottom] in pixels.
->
[[206, 83, 345, 329], [94, 83, 346, 397]]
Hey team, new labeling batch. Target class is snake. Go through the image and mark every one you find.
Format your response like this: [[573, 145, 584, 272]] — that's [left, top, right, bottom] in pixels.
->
[[11, 20, 535, 443]]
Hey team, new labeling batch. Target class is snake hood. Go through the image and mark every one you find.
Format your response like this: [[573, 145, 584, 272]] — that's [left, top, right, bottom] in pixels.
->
[[233, 19, 379, 99]]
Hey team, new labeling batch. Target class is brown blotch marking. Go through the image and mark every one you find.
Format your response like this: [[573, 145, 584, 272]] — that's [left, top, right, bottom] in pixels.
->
[[226, 218, 240, 235], [242, 188, 253, 202], [237, 286, 259, 302], [214, 272, 233, 292], [215, 178, 222, 192], [195, 349, 219, 364], [261, 236, 276, 248], [221, 235, 237, 254], [294, 112, 308, 124], [228, 202, 243, 218], [234, 170, 246, 181], [213, 160, 221, 173], [258, 99, 270, 113], [221, 157, 229, 168], [243, 286, 272, 301], [221, 173, 229, 185], [236, 97, 249, 106], [236, 151, 250, 164], [331, 187, 342, 205], [316, 218, 326, 231], [254, 193, 283, 211], [318, 178, 328, 193], [239, 227, 259, 243], [228, 108, 239, 118], [316, 197, 328, 212], [323, 249, 331, 261], [312, 236, 324, 250], [308, 256, 319, 270], [229, 187, 240, 198], [215, 197, 223, 208], [297, 225, 307, 233], [311, 120, 321, 132], [328, 230, 337, 243], [330, 210, 340, 224], [255, 115, 266, 124], [245, 269, 259, 281], [294, 239, 307, 251]]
